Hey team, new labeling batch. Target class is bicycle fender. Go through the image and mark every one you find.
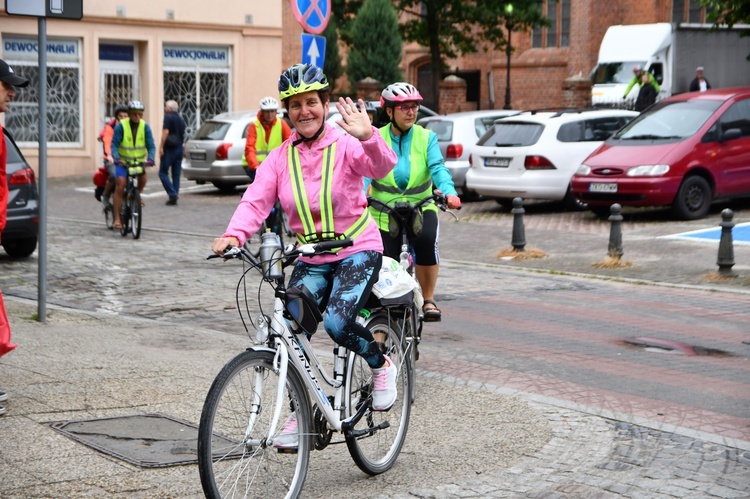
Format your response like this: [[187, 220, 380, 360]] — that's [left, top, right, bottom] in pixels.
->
[[244, 346, 276, 354]]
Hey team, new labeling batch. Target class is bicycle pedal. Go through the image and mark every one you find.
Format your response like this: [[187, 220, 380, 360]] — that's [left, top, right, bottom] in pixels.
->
[[276, 447, 298, 454]]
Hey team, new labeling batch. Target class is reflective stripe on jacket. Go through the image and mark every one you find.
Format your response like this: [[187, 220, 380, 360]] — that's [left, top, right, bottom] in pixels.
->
[[287, 143, 371, 245]]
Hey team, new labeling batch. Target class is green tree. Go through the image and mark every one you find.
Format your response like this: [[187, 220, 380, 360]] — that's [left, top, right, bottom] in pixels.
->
[[332, 0, 364, 47], [346, 0, 404, 91], [395, 0, 546, 108], [700, 0, 750, 58], [323, 16, 343, 94], [700, 0, 750, 27]]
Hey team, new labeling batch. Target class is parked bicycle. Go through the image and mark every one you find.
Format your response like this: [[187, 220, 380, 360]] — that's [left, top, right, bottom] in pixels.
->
[[119, 160, 147, 239], [198, 240, 412, 498], [365, 192, 457, 402]]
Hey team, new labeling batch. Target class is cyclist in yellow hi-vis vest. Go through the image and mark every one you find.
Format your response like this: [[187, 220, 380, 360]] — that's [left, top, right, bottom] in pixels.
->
[[111, 100, 156, 230], [242, 96, 291, 181], [367, 82, 461, 322]]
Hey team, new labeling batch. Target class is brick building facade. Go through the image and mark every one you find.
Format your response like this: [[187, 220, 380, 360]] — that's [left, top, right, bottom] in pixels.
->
[[282, 0, 683, 114]]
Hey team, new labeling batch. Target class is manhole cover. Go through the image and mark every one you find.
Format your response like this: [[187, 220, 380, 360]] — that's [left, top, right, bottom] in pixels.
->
[[50, 413, 234, 468]]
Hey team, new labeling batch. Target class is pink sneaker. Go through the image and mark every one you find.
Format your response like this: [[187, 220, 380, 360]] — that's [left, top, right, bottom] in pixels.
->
[[273, 412, 298, 449], [371, 356, 397, 411]]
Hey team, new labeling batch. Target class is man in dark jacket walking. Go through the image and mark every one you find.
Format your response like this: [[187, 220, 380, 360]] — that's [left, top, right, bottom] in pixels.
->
[[159, 100, 186, 205]]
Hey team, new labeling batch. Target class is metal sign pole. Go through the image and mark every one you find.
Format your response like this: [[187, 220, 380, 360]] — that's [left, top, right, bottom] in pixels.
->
[[37, 17, 48, 322]]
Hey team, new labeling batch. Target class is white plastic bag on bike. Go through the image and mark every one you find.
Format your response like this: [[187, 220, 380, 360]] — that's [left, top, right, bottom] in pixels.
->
[[372, 256, 423, 309]]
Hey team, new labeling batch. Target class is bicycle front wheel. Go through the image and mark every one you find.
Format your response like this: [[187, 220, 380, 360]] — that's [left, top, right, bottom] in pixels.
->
[[198, 350, 312, 499], [119, 193, 130, 237], [344, 318, 411, 475], [130, 189, 142, 239]]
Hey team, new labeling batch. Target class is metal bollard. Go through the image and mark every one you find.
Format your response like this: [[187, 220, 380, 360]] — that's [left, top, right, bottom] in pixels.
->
[[717, 208, 736, 276], [511, 197, 526, 252], [607, 203, 624, 259]]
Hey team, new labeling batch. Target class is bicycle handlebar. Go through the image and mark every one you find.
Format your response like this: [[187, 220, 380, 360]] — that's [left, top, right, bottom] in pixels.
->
[[207, 238, 354, 264]]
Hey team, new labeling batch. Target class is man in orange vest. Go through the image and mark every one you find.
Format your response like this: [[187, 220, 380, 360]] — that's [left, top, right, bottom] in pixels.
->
[[242, 96, 291, 181]]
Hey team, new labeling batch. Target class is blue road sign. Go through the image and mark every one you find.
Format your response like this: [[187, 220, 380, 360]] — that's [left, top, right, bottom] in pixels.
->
[[301, 33, 326, 70], [292, 0, 330, 35]]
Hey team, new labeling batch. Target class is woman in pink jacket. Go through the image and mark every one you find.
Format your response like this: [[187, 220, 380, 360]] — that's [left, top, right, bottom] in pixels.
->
[[211, 64, 398, 447]]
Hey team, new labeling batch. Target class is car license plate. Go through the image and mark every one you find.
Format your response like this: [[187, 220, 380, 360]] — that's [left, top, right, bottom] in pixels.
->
[[485, 157, 510, 168], [589, 183, 618, 193], [190, 152, 206, 161]]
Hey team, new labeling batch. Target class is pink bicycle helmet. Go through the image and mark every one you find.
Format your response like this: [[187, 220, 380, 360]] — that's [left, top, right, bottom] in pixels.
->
[[380, 82, 423, 107]]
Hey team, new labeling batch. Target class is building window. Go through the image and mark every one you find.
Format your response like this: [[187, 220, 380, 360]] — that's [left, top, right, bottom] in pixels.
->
[[532, 0, 570, 48], [162, 44, 231, 137], [673, 0, 706, 24], [2, 36, 82, 146]]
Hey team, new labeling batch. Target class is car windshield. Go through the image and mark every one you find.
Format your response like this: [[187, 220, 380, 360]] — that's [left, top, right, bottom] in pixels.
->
[[478, 122, 543, 147], [422, 120, 453, 141], [615, 100, 722, 140], [589, 61, 645, 84], [475, 117, 501, 137], [193, 121, 230, 140]]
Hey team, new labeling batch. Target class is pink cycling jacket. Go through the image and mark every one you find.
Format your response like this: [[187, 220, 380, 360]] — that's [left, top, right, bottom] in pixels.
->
[[223, 124, 397, 264]]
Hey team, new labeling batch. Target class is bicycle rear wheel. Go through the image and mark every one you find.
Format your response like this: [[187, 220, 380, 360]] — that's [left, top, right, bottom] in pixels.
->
[[367, 310, 418, 403], [198, 350, 312, 499], [130, 189, 142, 239], [344, 319, 411, 475]]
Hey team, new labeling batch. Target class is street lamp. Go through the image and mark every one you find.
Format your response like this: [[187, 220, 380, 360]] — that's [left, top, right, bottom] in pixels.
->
[[504, 3, 514, 110]]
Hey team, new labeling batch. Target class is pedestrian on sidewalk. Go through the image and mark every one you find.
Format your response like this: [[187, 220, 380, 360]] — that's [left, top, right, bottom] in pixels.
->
[[159, 99, 186, 205], [0, 58, 28, 415]]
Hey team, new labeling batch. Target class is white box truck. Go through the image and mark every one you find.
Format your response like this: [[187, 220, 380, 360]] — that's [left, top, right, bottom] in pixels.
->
[[590, 22, 750, 106]]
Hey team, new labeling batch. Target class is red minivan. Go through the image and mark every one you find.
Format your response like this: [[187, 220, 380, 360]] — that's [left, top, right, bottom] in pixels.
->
[[571, 87, 750, 219]]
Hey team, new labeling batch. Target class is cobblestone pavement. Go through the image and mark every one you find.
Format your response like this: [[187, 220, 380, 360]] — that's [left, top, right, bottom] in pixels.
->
[[0, 175, 748, 497]]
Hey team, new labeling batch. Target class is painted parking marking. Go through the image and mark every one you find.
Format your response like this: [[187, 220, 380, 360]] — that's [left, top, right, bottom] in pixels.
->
[[658, 222, 750, 246]]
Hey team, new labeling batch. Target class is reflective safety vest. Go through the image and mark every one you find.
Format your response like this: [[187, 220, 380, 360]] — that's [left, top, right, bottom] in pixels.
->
[[117, 118, 147, 164], [287, 143, 372, 246], [242, 119, 283, 167], [369, 124, 436, 232]]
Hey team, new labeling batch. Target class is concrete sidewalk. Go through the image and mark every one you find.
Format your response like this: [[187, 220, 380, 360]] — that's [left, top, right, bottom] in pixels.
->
[[0, 297, 555, 498]]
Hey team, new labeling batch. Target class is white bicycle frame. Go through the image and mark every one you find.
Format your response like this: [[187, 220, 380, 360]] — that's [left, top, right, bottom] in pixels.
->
[[248, 295, 367, 446]]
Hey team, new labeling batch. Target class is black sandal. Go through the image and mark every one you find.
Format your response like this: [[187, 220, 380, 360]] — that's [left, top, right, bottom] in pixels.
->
[[422, 300, 442, 322]]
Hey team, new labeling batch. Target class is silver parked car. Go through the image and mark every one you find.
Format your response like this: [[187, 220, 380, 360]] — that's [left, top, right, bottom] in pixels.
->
[[183, 109, 288, 193], [418, 110, 518, 199]]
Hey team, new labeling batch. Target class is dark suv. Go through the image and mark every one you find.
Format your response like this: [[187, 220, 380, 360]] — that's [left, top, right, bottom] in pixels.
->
[[2, 129, 38, 258]]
